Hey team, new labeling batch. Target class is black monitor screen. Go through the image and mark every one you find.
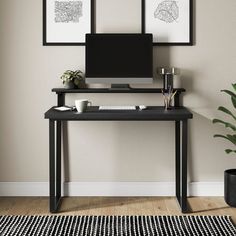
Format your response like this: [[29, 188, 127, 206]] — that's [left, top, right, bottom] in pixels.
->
[[86, 34, 153, 78]]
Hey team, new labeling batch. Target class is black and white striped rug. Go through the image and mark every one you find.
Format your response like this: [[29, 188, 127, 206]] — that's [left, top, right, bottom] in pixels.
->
[[0, 215, 236, 236]]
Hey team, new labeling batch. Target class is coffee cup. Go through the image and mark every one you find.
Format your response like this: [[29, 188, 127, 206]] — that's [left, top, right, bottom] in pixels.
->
[[75, 99, 92, 113]]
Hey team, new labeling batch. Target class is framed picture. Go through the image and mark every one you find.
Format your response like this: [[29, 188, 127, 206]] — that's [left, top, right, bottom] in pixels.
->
[[142, 0, 193, 45], [43, 0, 94, 45]]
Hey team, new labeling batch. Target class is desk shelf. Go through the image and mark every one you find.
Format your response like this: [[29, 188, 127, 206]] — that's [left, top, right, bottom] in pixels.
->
[[52, 88, 185, 107], [52, 88, 185, 94]]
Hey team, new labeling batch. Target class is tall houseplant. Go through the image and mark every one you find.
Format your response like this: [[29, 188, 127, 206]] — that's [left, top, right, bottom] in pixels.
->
[[213, 83, 236, 206]]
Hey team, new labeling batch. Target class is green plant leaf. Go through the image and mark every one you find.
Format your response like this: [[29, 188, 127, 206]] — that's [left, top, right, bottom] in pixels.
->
[[213, 84, 236, 155], [232, 96, 236, 109], [232, 83, 236, 91], [221, 87, 236, 108], [225, 149, 236, 154], [227, 134, 236, 145], [218, 106, 236, 120], [214, 134, 236, 145], [221, 90, 236, 99], [212, 119, 236, 131], [66, 70, 73, 74]]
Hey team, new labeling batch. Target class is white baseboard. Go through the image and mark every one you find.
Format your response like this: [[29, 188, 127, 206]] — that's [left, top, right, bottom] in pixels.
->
[[0, 182, 49, 197], [189, 182, 224, 196], [0, 182, 224, 197]]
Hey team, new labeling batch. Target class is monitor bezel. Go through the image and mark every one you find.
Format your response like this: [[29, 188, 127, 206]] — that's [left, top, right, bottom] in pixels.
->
[[85, 33, 153, 80]]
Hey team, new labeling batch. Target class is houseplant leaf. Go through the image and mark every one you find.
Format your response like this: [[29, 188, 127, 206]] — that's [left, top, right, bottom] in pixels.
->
[[221, 84, 236, 108], [221, 89, 236, 108], [214, 134, 236, 145], [232, 83, 236, 91], [226, 134, 236, 145], [225, 149, 236, 154], [218, 106, 236, 121], [212, 119, 236, 131], [232, 97, 236, 109], [221, 90, 236, 100]]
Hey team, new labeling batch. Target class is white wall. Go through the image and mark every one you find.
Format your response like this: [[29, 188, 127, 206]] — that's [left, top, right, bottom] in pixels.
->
[[0, 0, 236, 190]]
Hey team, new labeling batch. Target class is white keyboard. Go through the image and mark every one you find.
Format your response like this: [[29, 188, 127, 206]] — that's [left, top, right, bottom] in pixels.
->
[[99, 106, 136, 110]]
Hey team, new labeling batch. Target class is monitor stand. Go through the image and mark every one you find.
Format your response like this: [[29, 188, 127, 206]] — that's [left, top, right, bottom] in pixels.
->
[[110, 84, 131, 90]]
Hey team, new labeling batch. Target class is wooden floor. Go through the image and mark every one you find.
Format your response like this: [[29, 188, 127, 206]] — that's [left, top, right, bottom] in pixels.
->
[[1, 197, 236, 223]]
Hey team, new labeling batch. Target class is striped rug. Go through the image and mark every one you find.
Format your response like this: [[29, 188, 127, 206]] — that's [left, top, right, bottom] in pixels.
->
[[0, 215, 235, 235]]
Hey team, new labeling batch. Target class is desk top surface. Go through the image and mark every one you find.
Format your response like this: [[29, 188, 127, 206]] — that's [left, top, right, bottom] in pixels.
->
[[45, 106, 193, 121]]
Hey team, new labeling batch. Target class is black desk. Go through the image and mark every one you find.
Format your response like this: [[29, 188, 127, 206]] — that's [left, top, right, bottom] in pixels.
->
[[45, 98, 193, 213]]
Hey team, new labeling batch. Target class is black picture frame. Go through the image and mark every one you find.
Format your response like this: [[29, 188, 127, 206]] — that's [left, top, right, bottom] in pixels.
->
[[43, 0, 95, 46], [142, 0, 193, 46]]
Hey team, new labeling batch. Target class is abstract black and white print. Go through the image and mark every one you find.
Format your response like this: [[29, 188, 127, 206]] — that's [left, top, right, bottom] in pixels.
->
[[142, 0, 192, 44], [55, 1, 83, 23], [154, 0, 179, 23], [43, 0, 92, 44]]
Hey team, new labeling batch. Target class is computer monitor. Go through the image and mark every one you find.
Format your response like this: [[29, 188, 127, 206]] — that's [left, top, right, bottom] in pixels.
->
[[85, 34, 153, 88]]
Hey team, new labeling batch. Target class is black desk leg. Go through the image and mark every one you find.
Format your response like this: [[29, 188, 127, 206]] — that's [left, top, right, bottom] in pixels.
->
[[181, 120, 188, 213], [49, 119, 62, 213], [56, 121, 62, 202], [175, 121, 180, 202], [175, 120, 188, 213]]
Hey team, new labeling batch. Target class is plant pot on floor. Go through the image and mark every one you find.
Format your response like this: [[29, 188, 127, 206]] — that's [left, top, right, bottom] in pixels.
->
[[225, 169, 236, 207]]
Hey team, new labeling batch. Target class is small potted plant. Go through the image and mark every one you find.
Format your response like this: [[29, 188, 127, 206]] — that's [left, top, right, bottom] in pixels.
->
[[213, 83, 236, 207], [60, 70, 85, 89]]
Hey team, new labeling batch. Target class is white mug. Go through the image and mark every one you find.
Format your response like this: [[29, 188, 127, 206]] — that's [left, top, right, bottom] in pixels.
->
[[75, 99, 92, 113]]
